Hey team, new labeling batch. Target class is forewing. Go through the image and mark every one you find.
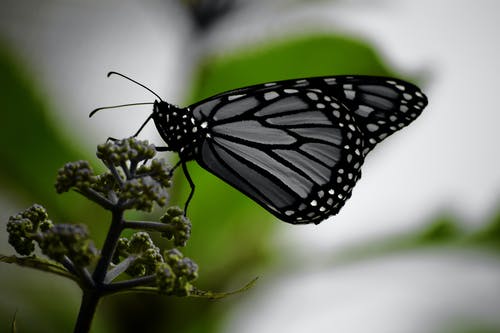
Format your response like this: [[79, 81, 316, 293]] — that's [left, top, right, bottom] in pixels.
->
[[191, 75, 428, 154]]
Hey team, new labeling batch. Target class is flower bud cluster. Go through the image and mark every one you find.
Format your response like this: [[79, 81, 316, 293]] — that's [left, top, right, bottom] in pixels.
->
[[55, 138, 172, 212], [7, 204, 53, 255], [156, 248, 198, 295], [96, 138, 156, 166], [7, 204, 95, 266], [160, 207, 192, 247], [55, 161, 95, 194], [114, 232, 163, 277]]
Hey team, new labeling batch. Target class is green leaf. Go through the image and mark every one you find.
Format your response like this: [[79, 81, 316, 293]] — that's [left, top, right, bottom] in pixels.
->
[[125, 276, 259, 299], [188, 33, 398, 101], [0, 254, 78, 283]]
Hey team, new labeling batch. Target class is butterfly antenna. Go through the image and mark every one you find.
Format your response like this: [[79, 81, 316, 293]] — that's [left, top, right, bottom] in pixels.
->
[[107, 71, 163, 101], [89, 102, 154, 118]]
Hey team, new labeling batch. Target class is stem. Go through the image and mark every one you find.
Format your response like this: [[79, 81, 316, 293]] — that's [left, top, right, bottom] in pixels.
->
[[129, 160, 138, 177], [103, 275, 156, 294], [93, 209, 124, 283], [104, 255, 136, 283], [77, 188, 114, 210], [73, 291, 101, 333], [120, 161, 131, 179], [75, 208, 125, 332], [61, 257, 94, 288], [108, 164, 124, 188], [124, 220, 172, 233]]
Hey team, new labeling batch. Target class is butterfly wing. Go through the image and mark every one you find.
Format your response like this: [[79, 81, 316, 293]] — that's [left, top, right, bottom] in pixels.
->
[[190, 85, 365, 224], [188, 76, 427, 224], [308, 76, 428, 154]]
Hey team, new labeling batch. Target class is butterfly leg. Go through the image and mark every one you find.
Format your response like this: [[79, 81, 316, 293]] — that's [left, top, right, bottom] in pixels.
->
[[154, 147, 193, 215], [155, 146, 172, 152], [131, 114, 153, 138], [181, 162, 195, 216], [168, 159, 182, 177]]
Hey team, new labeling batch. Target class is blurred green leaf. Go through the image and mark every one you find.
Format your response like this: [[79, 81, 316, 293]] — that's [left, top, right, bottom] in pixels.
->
[[415, 215, 462, 244], [0, 255, 77, 283], [189, 33, 396, 101], [323, 211, 500, 268], [468, 211, 500, 249]]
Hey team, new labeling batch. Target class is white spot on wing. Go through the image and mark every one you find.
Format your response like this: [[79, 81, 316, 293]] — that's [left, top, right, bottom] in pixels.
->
[[307, 92, 318, 100], [345, 90, 356, 100], [264, 91, 279, 100], [355, 105, 374, 117], [228, 94, 245, 101]]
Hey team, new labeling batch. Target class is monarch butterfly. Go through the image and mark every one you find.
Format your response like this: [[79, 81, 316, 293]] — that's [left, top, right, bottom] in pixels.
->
[[91, 72, 427, 224]]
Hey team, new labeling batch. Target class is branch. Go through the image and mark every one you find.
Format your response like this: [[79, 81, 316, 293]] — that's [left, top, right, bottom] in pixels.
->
[[0, 254, 79, 284]]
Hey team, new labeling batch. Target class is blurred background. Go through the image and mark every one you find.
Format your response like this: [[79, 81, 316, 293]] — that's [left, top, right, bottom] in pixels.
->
[[1, 0, 499, 332]]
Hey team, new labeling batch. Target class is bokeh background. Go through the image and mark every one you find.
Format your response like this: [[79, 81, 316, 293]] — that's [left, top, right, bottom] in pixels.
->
[[1, 0, 499, 332]]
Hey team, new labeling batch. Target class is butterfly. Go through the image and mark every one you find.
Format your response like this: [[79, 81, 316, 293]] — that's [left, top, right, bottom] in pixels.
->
[[91, 72, 428, 224]]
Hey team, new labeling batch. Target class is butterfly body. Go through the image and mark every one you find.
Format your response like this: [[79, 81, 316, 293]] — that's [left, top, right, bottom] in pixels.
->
[[149, 75, 427, 224]]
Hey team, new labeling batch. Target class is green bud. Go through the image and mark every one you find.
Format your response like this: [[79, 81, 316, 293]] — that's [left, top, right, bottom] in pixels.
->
[[159, 207, 191, 247], [39, 224, 95, 267], [128, 232, 154, 254], [155, 263, 175, 294], [7, 217, 35, 256], [97, 138, 156, 166], [6, 204, 52, 256], [137, 159, 172, 188], [120, 176, 169, 211], [55, 161, 95, 193]]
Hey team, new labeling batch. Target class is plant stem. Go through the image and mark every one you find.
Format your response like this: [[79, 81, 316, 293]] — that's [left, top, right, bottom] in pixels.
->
[[74, 208, 124, 332], [93, 209, 124, 283], [74, 291, 101, 333], [103, 275, 156, 293], [124, 220, 171, 233]]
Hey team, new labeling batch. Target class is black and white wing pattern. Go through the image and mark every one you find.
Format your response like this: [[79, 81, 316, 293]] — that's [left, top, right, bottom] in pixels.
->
[[186, 76, 427, 224]]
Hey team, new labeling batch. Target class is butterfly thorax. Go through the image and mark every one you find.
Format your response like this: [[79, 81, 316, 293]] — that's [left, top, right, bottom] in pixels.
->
[[152, 101, 205, 160]]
